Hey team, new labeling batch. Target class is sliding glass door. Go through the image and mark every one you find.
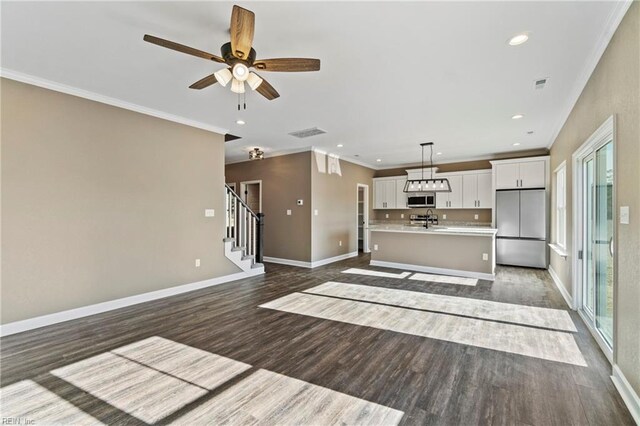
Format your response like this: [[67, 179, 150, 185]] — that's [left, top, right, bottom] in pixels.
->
[[580, 139, 614, 350]]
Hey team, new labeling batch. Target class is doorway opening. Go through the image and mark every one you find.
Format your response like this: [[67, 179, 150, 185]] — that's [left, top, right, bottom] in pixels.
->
[[573, 116, 615, 360], [357, 184, 370, 253], [240, 180, 262, 213]]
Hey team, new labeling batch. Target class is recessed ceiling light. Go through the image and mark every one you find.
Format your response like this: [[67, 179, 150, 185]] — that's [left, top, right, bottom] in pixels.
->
[[508, 33, 529, 46], [376, 159, 382, 162], [436, 152, 443, 156], [337, 144, 343, 148], [513, 142, 521, 146], [236, 119, 245, 125], [512, 114, 524, 120]]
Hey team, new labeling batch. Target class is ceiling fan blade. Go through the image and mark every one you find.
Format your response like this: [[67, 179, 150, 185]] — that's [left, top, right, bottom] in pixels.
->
[[253, 58, 320, 72], [189, 73, 218, 90], [254, 74, 280, 100], [230, 5, 255, 60], [143, 34, 225, 63]]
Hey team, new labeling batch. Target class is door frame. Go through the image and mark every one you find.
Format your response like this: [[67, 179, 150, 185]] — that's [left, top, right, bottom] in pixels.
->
[[571, 115, 616, 362], [240, 180, 262, 213], [357, 183, 370, 253]]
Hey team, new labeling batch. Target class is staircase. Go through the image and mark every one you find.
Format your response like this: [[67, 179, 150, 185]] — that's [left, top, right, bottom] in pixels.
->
[[224, 184, 264, 274]]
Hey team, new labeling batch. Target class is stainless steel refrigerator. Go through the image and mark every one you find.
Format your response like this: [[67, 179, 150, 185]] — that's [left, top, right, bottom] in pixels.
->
[[496, 189, 547, 268]]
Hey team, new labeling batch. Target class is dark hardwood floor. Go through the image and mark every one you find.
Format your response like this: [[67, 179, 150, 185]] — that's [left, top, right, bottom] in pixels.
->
[[0, 254, 634, 425]]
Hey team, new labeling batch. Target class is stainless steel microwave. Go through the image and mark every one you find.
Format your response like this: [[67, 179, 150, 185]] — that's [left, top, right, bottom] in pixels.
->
[[407, 193, 436, 208]]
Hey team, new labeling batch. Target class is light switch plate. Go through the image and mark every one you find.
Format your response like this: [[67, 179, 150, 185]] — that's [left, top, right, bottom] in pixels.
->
[[205, 209, 215, 217], [286, 209, 292, 216], [443, 214, 447, 220], [385, 214, 389, 219], [374, 244, 379, 251], [297, 199, 304, 206], [482, 253, 488, 261], [474, 214, 479, 220], [401, 214, 404, 219], [314, 209, 319, 216], [620, 206, 629, 224], [195, 259, 201, 267]]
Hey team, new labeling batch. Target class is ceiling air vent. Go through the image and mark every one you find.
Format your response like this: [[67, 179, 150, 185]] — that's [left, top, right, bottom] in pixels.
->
[[534, 78, 549, 90], [288, 127, 327, 139]]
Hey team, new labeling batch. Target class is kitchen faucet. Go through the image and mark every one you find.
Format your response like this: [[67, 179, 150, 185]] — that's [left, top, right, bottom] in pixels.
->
[[425, 209, 433, 229]]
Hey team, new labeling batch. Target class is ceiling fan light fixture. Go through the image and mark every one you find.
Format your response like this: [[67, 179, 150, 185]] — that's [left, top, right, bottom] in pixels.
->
[[246, 72, 263, 90], [232, 63, 250, 81], [230, 79, 245, 94], [214, 68, 232, 87], [249, 147, 264, 160]]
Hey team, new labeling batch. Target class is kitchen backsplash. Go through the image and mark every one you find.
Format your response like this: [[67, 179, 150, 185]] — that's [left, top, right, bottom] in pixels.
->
[[371, 208, 492, 224]]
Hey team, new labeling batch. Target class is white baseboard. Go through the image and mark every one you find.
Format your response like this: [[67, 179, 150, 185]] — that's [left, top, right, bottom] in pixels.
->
[[311, 252, 358, 268], [612, 364, 640, 425], [264, 252, 358, 269], [263, 257, 313, 268], [548, 266, 575, 309], [369, 260, 494, 281], [0, 269, 263, 337]]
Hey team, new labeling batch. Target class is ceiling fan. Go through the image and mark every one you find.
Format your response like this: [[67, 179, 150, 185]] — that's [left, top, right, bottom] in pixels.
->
[[143, 5, 320, 101]]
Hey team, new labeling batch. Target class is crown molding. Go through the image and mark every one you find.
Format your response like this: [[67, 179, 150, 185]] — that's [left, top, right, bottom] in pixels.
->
[[0, 68, 229, 136], [545, 0, 633, 150]]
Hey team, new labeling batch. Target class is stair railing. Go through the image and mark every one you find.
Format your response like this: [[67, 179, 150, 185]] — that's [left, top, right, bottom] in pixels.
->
[[225, 184, 264, 263]]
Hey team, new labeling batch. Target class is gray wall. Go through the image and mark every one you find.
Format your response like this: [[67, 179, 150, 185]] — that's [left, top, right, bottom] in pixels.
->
[[549, 3, 639, 395], [225, 152, 313, 262], [1, 78, 239, 324]]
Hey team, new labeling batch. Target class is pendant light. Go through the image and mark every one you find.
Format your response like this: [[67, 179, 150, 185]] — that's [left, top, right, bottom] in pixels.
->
[[403, 142, 451, 193]]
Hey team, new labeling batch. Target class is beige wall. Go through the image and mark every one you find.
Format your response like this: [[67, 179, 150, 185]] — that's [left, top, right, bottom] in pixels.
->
[[225, 152, 312, 262], [549, 4, 639, 394], [1, 78, 239, 324], [311, 154, 375, 262]]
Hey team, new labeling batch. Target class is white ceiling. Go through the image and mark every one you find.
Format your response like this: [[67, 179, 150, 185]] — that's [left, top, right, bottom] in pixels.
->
[[1, 1, 628, 168]]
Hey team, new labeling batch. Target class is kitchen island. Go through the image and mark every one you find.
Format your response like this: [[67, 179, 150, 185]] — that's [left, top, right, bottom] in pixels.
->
[[369, 224, 498, 280]]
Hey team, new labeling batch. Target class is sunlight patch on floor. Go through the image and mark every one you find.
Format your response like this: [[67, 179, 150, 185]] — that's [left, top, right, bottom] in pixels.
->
[[342, 268, 410, 279], [173, 369, 404, 424], [305, 282, 577, 332], [409, 272, 478, 286], [0, 380, 103, 425], [260, 292, 587, 366]]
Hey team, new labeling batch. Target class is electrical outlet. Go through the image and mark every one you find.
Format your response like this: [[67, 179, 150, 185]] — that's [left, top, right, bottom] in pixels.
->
[[195, 259, 201, 267], [374, 244, 379, 251], [385, 214, 389, 219], [205, 209, 215, 217], [314, 209, 319, 216], [474, 214, 479, 220], [620, 206, 629, 224], [401, 214, 404, 219], [443, 214, 447, 220], [286, 209, 292, 216], [482, 253, 488, 261], [339, 240, 342, 246]]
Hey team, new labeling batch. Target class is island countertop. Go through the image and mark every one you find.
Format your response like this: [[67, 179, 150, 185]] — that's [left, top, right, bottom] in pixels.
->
[[368, 224, 498, 237]]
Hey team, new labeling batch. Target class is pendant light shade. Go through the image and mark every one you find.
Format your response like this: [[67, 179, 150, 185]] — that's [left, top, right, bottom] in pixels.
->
[[230, 79, 245, 94], [403, 142, 451, 193], [246, 72, 263, 90], [214, 68, 233, 87]]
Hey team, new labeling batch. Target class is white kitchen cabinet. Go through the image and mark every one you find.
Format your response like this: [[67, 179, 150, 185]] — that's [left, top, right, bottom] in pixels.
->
[[519, 161, 546, 188], [495, 160, 546, 189], [435, 175, 462, 209], [495, 163, 520, 189], [463, 173, 492, 208], [373, 178, 399, 209], [395, 179, 408, 209], [477, 173, 492, 207]]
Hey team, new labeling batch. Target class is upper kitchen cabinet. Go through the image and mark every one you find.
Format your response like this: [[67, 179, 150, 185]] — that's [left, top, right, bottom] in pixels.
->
[[373, 176, 408, 209], [462, 172, 492, 208], [492, 157, 549, 189], [435, 175, 463, 208]]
